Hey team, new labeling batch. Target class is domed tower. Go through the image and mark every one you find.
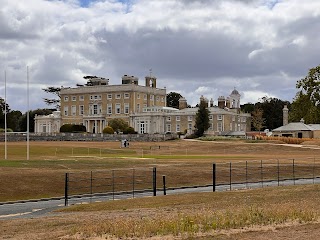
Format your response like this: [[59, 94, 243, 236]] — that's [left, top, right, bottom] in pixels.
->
[[230, 88, 241, 109]]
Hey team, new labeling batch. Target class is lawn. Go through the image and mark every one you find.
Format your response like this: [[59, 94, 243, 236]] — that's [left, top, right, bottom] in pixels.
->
[[1, 139, 320, 202], [1, 185, 320, 239]]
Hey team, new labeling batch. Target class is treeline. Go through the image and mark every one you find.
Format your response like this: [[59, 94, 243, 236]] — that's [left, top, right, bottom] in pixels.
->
[[0, 99, 53, 132]]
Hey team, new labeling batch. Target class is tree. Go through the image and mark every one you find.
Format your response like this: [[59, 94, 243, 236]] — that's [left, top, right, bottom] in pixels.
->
[[194, 100, 210, 137], [241, 103, 255, 113], [289, 65, 320, 124], [296, 65, 320, 106], [0, 98, 10, 129], [42, 86, 61, 110], [108, 118, 129, 133], [166, 92, 182, 109], [289, 92, 320, 123], [255, 97, 290, 130], [7, 110, 22, 132], [251, 108, 265, 132]]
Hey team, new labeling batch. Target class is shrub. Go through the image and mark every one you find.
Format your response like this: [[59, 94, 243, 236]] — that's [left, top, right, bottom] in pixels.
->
[[103, 126, 114, 134], [123, 126, 136, 134], [108, 118, 129, 133], [60, 124, 86, 133]]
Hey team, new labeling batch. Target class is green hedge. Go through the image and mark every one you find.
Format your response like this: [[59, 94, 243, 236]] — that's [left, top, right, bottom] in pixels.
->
[[60, 124, 86, 133]]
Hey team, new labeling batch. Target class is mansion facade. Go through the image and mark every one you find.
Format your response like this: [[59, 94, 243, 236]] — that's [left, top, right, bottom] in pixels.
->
[[35, 75, 251, 135]]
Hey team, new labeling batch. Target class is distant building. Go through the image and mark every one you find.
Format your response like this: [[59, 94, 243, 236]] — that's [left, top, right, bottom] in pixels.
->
[[271, 105, 320, 138], [34, 111, 61, 133], [35, 75, 251, 135], [130, 90, 251, 135]]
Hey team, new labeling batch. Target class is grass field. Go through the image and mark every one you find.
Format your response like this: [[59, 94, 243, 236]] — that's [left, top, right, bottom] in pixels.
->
[[1, 139, 320, 202], [2, 139, 320, 239], [1, 185, 320, 239]]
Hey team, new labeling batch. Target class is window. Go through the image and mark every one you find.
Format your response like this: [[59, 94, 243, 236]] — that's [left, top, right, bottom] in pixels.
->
[[242, 117, 246, 122], [167, 116, 171, 121], [176, 124, 180, 132], [137, 104, 140, 112], [107, 104, 112, 114], [72, 96, 76, 101], [218, 122, 223, 132], [143, 104, 147, 108], [161, 97, 164, 102], [137, 94, 140, 99], [144, 94, 147, 100], [71, 105, 76, 116], [124, 103, 129, 114], [64, 106, 68, 116], [176, 116, 180, 121], [188, 123, 192, 130], [79, 105, 84, 115], [116, 103, 121, 114], [232, 116, 235, 121], [188, 116, 193, 121], [90, 95, 93, 100], [79, 95, 84, 101], [217, 115, 222, 121], [107, 94, 112, 100], [124, 93, 129, 99], [156, 96, 160, 101], [209, 123, 213, 130], [166, 124, 171, 132], [230, 123, 233, 131], [209, 115, 213, 120], [64, 96, 69, 102], [116, 94, 121, 99], [93, 104, 98, 115], [150, 95, 154, 100]]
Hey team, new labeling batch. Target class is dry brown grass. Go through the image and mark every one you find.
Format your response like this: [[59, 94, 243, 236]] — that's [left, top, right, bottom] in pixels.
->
[[1, 140, 320, 202], [1, 185, 320, 239]]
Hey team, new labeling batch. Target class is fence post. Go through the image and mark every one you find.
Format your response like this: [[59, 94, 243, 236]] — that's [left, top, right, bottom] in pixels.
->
[[229, 162, 232, 191], [90, 171, 93, 195], [293, 159, 295, 185], [313, 157, 315, 184], [245, 161, 248, 189], [212, 163, 216, 192], [277, 159, 280, 186], [132, 168, 135, 198], [261, 160, 263, 188], [153, 167, 157, 196], [112, 170, 115, 200], [64, 173, 69, 206], [163, 175, 166, 195]]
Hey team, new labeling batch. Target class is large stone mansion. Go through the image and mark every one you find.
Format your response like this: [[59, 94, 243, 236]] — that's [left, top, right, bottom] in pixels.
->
[[34, 75, 251, 135]]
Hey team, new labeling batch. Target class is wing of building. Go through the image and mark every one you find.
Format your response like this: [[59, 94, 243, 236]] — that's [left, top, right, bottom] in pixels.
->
[[35, 75, 251, 135]]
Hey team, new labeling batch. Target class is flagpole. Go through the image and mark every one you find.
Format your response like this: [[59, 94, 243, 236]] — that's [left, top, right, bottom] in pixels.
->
[[4, 70, 7, 160], [27, 66, 30, 160]]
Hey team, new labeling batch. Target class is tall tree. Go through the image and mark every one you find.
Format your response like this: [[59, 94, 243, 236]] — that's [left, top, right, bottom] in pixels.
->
[[194, 100, 210, 137], [251, 108, 265, 132], [166, 92, 182, 109], [42, 86, 61, 110], [255, 97, 290, 130], [290, 65, 320, 124], [0, 98, 10, 129]]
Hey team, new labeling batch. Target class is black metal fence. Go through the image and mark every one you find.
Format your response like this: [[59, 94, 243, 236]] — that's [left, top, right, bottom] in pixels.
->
[[64, 158, 320, 206]]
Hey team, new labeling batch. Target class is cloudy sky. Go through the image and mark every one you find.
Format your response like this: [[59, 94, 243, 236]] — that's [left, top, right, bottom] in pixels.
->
[[1, 0, 319, 112]]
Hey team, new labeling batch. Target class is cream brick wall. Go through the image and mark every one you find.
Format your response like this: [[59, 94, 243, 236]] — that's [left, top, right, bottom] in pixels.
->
[[60, 84, 166, 133]]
